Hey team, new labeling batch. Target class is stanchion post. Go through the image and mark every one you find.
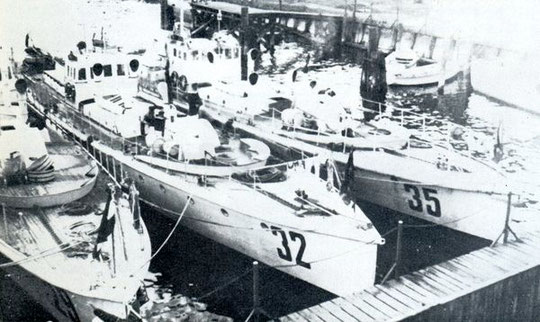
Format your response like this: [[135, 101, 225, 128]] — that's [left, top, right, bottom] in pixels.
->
[[491, 192, 521, 246], [395, 220, 404, 279], [253, 261, 260, 322], [2, 204, 8, 243], [504, 192, 512, 243]]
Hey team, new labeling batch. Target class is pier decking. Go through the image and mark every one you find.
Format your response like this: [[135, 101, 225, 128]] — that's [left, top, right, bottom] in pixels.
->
[[280, 229, 540, 321]]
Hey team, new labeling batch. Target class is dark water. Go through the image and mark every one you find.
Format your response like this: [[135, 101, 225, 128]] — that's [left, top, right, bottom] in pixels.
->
[[0, 200, 488, 321], [142, 202, 489, 321], [0, 274, 54, 321]]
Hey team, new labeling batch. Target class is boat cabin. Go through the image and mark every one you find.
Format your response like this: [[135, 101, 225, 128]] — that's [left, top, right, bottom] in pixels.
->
[[0, 64, 28, 122], [55, 46, 142, 105], [167, 28, 242, 86]]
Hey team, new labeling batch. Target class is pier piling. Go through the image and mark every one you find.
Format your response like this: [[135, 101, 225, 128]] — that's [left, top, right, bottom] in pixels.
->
[[381, 220, 405, 284], [240, 7, 249, 81], [360, 26, 387, 121], [395, 220, 404, 279], [252, 261, 260, 322], [1, 204, 7, 243]]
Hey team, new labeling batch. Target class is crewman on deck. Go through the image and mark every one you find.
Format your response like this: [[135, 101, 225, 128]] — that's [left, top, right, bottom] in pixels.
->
[[141, 105, 156, 136], [186, 83, 202, 116]]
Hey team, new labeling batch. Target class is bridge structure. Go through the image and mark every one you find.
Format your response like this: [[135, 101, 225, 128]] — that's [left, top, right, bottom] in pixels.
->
[[160, 1, 510, 64], [187, 1, 345, 58]]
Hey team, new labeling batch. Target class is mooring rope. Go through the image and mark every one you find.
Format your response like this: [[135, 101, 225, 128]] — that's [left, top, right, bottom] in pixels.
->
[[0, 240, 86, 268], [138, 195, 192, 270], [196, 267, 254, 301]]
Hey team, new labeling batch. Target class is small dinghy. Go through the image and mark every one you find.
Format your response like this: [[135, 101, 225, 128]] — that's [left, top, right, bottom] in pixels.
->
[[385, 48, 464, 87]]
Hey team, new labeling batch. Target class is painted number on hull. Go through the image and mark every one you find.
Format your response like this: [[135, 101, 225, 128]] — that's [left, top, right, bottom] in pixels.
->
[[403, 184, 441, 217], [261, 223, 311, 269]]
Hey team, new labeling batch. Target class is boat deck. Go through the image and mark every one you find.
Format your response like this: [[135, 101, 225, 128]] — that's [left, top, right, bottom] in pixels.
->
[[280, 224, 540, 321], [0, 159, 107, 249]]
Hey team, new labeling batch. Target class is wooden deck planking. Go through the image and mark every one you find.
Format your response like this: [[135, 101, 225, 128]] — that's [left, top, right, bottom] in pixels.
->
[[292, 307, 327, 322], [363, 288, 413, 314], [451, 253, 508, 277], [390, 281, 431, 306], [324, 300, 362, 322], [505, 241, 540, 258], [331, 298, 376, 321], [419, 268, 469, 291], [429, 265, 475, 288], [398, 275, 444, 298], [305, 306, 341, 322], [281, 230, 540, 321], [482, 246, 533, 267], [372, 284, 420, 310], [436, 261, 481, 283], [352, 293, 399, 317], [409, 270, 462, 294], [347, 295, 394, 321], [469, 250, 522, 272], [281, 313, 309, 322]]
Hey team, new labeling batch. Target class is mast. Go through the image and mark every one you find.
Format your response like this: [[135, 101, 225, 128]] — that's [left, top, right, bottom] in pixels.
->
[[180, 0, 185, 39]]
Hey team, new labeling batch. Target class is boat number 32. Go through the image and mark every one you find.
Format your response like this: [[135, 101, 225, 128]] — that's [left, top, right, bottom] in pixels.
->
[[403, 184, 441, 217], [260, 223, 311, 269]]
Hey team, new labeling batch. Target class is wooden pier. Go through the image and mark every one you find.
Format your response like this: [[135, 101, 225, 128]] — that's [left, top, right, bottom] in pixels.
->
[[280, 228, 540, 321]]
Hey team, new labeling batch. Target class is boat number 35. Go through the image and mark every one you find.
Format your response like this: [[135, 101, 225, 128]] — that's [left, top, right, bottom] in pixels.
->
[[403, 184, 441, 217], [260, 223, 311, 269]]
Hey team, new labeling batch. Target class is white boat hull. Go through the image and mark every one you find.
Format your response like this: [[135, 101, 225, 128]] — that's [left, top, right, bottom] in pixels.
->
[[0, 250, 134, 322], [386, 61, 463, 86], [348, 166, 508, 240], [25, 82, 382, 296], [134, 154, 267, 177], [181, 116, 511, 241], [94, 143, 379, 296]]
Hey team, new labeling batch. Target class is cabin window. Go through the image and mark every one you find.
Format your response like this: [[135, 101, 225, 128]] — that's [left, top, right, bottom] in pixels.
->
[[117, 64, 125, 76], [104, 64, 113, 77], [192, 50, 199, 60], [225, 48, 232, 59], [78, 68, 87, 80], [183, 52, 187, 60], [173, 48, 177, 57], [90, 68, 94, 79], [234, 48, 239, 58]]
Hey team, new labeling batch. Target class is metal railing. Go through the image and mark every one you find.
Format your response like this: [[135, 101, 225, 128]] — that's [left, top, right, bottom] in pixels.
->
[[195, 86, 500, 174]]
